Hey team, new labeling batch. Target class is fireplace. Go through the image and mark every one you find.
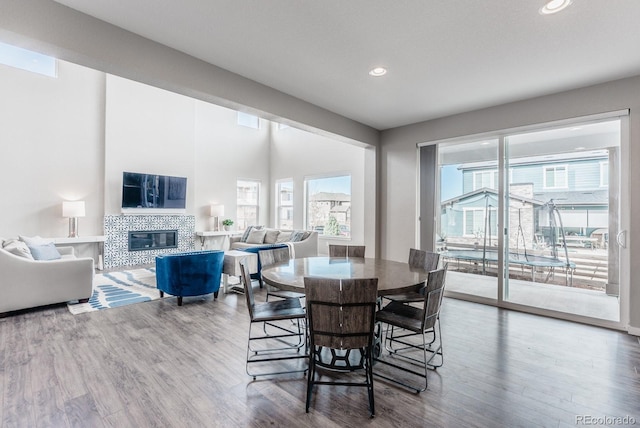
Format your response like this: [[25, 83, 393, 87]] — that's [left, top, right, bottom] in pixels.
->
[[128, 230, 178, 251]]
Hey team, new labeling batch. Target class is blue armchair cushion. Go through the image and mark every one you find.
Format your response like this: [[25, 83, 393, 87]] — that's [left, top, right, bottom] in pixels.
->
[[156, 250, 224, 299]]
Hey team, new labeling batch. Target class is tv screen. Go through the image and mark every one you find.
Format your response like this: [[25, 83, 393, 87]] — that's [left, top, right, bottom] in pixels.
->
[[122, 172, 187, 209]]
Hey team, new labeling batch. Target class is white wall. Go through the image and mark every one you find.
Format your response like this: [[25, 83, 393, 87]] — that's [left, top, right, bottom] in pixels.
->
[[380, 75, 640, 333], [270, 126, 367, 255], [0, 60, 105, 238]]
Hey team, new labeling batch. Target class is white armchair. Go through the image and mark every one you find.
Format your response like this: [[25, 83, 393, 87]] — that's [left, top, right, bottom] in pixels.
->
[[0, 245, 94, 313]]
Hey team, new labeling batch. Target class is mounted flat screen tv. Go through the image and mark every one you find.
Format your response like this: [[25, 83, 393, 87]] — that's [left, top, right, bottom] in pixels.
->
[[122, 172, 187, 209]]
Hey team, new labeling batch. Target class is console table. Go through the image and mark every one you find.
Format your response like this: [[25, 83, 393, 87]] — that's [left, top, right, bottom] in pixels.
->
[[50, 235, 106, 270], [196, 230, 238, 250]]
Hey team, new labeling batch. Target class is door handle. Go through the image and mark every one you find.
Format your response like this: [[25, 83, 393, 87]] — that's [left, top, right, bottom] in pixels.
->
[[616, 230, 627, 248]]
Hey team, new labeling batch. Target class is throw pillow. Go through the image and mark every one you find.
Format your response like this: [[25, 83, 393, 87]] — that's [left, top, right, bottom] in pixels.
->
[[241, 225, 263, 242], [289, 230, 306, 242], [3, 239, 34, 260], [28, 243, 62, 261], [246, 228, 267, 244], [263, 229, 280, 244], [276, 232, 292, 243]]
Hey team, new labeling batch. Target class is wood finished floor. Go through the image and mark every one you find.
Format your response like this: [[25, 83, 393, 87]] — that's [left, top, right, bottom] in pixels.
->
[[1, 285, 639, 428]]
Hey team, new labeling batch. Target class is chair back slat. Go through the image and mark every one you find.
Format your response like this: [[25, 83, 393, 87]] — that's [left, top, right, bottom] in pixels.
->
[[421, 267, 447, 330], [305, 277, 377, 350], [408, 248, 440, 270], [258, 247, 290, 269], [328, 245, 365, 258], [239, 259, 256, 319]]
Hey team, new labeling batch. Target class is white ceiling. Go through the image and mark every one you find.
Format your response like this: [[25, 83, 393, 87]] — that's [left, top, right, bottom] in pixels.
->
[[54, 0, 640, 130]]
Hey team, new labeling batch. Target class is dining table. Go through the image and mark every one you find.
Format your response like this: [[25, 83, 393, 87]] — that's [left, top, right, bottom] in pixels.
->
[[260, 256, 430, 296]]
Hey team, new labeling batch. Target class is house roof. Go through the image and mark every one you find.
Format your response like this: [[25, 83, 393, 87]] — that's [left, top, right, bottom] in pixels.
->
[[441, 187, 543, 207], [534, 190, 608, 207], [309, 192, 351, 202]]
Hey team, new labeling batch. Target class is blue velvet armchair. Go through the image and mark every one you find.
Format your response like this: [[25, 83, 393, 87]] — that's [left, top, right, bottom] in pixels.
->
[[156, 250, 224, 306]]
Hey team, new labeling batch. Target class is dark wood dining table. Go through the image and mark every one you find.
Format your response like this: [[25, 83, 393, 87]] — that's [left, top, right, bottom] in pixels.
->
[[260, 256, 430, 296]]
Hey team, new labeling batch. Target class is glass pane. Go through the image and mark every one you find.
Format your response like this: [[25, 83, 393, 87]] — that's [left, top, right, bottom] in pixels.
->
[[438, 138, 499, 299], [236, 179, 260, 230], [505, 119, 620, 321], [306, 175, 351, 237], [276, 180, 293, 229]]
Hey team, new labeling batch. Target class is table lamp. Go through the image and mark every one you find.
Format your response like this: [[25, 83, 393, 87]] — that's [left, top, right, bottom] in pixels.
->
[[62, 200, 85, 237], [210, 204, 224, 231]]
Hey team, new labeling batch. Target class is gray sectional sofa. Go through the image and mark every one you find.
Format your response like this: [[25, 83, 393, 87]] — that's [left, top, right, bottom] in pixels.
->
[[229, 227, 318, 258]]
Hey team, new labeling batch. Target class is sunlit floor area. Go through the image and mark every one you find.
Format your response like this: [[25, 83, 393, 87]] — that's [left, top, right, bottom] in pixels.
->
[[445, 270, 620, 321]]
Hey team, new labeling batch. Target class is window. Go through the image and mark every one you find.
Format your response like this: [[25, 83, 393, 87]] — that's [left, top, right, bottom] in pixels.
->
[[543, 165, 568, 189], [462, 207, 498, 238], [600, 161, 609, 187], [237, 112, 260, 129], [276, 179, 294, 229], [236, 179, 260, 230], [473, 170, 498, 190], [305, 175, 351, 238], [0, 42, 57, 77]]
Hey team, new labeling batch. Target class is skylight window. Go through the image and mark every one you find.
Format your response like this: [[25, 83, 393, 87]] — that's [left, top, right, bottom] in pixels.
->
[[237, 112, 260, 129], [0, 42, 57, 77]]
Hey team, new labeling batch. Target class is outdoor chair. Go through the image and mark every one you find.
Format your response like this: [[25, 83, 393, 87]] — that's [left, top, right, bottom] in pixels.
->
[[240, 259, 307, 379], [328, 244, 366, 258], [375, 266, 447, 393], [304, 276, 378, 417]]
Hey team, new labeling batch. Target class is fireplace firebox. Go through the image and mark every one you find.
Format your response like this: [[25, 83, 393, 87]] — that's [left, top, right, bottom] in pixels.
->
[[128, 230, 178, 251]]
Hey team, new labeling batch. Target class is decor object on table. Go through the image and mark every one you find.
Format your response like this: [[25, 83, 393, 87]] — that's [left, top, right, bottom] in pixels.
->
[[62, 200, 85, 237], [67, 267, 159, 314], [222, 218, 234, 231], [210, 204, 225, 231], [1, 237, 94, 313], [155, 250, 224, 306], [304, 276, 379, 417]]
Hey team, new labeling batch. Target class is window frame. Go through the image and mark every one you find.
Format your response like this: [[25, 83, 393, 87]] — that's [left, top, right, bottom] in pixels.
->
[[275, 178, 294, 230], [543, 164, 569, 189], [304, 173, 352, 239], [236, 179, 261, 231]]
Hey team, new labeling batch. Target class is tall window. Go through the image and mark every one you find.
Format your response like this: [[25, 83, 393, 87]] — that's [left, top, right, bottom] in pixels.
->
[[276, 179, 294, 229], [305, 175, 351, 238], [543, 165, 568, 189], [236, 179, 260, 230]]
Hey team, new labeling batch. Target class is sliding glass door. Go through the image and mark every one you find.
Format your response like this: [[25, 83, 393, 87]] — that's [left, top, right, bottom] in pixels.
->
[[434, 115, 625, 324]]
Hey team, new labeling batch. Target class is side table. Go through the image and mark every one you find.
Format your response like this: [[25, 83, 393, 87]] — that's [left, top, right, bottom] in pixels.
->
[[196, 230, 238, 250], [222, 250, 258, 294], [50, 235, 106, 270]]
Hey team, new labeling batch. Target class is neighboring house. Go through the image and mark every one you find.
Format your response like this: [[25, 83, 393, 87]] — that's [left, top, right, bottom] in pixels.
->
[[443, 151, 609, 248], [307, 192, 351, 235]]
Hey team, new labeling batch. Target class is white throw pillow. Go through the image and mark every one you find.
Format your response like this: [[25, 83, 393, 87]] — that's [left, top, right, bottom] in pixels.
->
[[19, 235, 52, 246], [246, 228, 267, 244], [276, 232, 292, 243], [3, 239, 34, 260], [263, 229, 280, 244]]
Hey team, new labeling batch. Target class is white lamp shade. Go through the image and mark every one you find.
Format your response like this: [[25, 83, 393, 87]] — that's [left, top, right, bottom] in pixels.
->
[[210, 204, 224, 217], [62, 201, 86, 218]]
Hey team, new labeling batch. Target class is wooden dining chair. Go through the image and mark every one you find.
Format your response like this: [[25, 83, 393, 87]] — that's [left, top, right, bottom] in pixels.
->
[[304, 276, 378, 417], [328, 244, 366, 258], [374, 266, 447, 393], [383, 248, 440, 304], [240, 259, 307, 379], [258, 247, 305, 301]]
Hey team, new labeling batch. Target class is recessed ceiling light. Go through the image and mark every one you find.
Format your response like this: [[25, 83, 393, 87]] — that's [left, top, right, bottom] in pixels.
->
[[369, 67, 387, 77], [540, 0, 572, 15]]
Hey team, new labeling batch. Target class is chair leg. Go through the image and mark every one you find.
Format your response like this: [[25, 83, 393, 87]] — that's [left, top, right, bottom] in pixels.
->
[[305, 355, 315, 413], [159, 290, 164, 298], [177, 296, 183, 306]]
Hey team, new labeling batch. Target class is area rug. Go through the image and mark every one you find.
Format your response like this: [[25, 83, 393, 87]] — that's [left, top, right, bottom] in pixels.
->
[[67, 267, 160, 315]]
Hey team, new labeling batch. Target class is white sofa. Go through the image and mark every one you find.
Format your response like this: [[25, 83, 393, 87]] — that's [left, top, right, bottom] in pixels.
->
[[229, 228, 318, 258], [0, 239, 95, 313]]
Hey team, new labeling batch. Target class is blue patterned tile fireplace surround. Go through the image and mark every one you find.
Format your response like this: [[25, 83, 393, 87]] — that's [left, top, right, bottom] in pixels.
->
[[104, 215, 196, 269]]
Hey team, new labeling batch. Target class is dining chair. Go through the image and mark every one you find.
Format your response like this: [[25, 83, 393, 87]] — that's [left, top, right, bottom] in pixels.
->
[[374, 266, 447, 393], [240, 259, 307, 380], [328, 244, 366, 257], [383, 248, 440, 304], [304, 276, 378, 417], [258, 247, 305, 301]]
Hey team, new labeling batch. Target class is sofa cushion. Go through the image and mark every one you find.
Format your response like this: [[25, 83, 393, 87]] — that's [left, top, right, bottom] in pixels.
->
[[246, 228, 267, 244], [276, 231, 292, 243], [28, 243, 62, 261], [19, 235, 53, 246], [263, 229, 280, 244], [3, 239, 34, 259]]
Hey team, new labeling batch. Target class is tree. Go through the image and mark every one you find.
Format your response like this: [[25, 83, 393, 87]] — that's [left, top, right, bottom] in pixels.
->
[[325, 215, 340, 236]]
